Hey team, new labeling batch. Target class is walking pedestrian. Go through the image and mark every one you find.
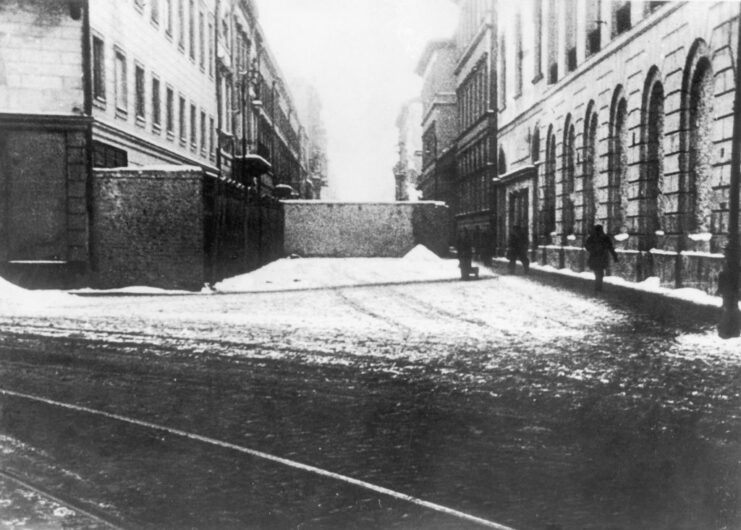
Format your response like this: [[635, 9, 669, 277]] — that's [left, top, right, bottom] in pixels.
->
[[507, 225, 530, 274], [584, 224, 619, 292], [457, 229, 473, 280]]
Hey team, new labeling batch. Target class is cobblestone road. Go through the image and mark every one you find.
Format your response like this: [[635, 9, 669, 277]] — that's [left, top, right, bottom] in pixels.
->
[[0, 273, 739, 529]]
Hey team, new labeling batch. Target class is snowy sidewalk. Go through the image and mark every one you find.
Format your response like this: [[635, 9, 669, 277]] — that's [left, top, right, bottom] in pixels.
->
[[489, 257, 737, 323]]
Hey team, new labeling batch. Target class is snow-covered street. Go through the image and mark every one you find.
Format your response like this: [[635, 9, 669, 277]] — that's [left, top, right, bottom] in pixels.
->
[[0, 252, 739, 529]]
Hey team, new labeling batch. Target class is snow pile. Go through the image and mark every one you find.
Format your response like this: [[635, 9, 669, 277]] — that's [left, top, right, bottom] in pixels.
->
[[402, 244, 442, 263], [214, 253, 479, 293], [0, 276, 71, 308], [71, 286, 195, 296]]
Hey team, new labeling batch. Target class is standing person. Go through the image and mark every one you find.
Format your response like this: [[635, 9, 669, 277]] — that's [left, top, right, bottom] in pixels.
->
[[507, 225, 530, 274], [457, 229, 473, 280], [585, 224, 619, 292]]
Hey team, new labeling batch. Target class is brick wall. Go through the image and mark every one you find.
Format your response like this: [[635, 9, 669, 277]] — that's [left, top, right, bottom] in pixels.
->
[[92, 167, 205, 290], [282, 201, 450, 258]]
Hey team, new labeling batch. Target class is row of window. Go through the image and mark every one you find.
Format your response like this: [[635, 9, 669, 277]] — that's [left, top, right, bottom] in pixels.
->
[[133, 0, 215, 78], [92, 35, 216, 162], [498, 0, 670, 108], [457, 137, 491, 214], [458, 55, 488, 132]]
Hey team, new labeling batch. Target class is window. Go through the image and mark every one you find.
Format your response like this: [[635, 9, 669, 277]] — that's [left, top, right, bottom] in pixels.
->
[[135, 63, 145, 121], [585, 0, 601, 56], [165, 0, 172, 35], [533, 0, 543, 80], [499, 35, 506, 108], [200, 110, 206, 154], [565, 2, 577, 72], [197, 8, 204, 70], [166, 86, 174, 136], [209, 116, 215, 159], [190, 103, 197, 148], [151, 0, 160, 25], [152, 76, 161, 130], [614, 1, 631, 36], [189, 0, 195, 60], [177, 0, 184, 50], [93, 141, 128, 168], [547, 0, 558, 83], [208, 15, 214, 77], [114, 48, 127, 114], [179, 95, 186, 143], [515, 12, 523, 96], [92, 35, 105, 102]]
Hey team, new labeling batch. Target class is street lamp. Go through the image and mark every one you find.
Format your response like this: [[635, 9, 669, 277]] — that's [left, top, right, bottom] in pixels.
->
[[719, 8, 741, 338]]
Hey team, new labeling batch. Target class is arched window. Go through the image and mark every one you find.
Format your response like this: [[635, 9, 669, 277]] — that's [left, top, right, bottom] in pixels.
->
[[681, 40, 714, 237], [641, 68, 665, 250], [608, 87, 628, 235], [562, 116, 576, 236], [583, 102, 598, 234], [542, 125, 557, 240]]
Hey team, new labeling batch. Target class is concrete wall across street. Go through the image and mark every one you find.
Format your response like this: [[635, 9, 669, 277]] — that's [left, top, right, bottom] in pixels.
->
[[282, 201, 450, 258]]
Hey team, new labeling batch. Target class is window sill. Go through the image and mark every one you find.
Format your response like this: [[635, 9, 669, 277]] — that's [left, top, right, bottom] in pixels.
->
[[115, 108, 128, 120], [166, 131, 174, 141], [93, 97, 106, 110], [135, 116, 146, 128], [531, 72, 543, 84], [152, 123, 162, 135]]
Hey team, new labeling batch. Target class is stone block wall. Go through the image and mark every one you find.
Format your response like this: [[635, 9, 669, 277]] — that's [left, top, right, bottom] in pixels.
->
[[282, 201, 450, 258], [92, 167, 205, 290], [0, 1, 84, 114]]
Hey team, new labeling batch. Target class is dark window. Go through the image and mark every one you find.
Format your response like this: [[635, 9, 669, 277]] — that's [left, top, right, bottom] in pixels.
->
[[166, 87, 174, 135], [200, 110, 206, 154], [92, 36, 105, 101], [549, 62, 558, 84], [93, 141, 128, 168], [152, 76, 161, 129], [646, 1, 667, 14], [208, 15, 214, 77], [587, 28, 601, 56], [209, 116, 215, 159], [135, 63, 145, 120], [567, 47, 577, 72], [532, 0, 542, 79], [615, 2, 631, 35], [179, 95, 186, 143], [190, 103, 197, 148]]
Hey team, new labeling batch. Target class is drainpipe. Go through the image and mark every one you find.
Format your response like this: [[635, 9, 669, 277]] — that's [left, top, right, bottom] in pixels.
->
[[718, 7, 741, 338], [81, 0, 96, 277], [215, 0, 222, 174]]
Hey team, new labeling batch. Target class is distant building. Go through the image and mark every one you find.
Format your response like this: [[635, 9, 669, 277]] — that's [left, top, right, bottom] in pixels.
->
[[393, 99, 423, 201], [416, 39, 458, 244], [0, 0, 316, 287], [451, 0, 498, 259], [292, 79, 329, 199]]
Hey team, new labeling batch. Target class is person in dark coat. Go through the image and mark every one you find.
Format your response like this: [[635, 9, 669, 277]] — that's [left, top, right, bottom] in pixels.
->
[[457, 229, 473, 280], [585, 224, 619, 292], [507, 225, 530, 274]]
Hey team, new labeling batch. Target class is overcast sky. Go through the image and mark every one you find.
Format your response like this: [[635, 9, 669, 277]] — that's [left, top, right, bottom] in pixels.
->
[[255, 0, 459, 201]]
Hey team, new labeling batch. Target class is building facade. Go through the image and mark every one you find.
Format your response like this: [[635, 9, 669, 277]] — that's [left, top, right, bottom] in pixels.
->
[[416, 39, 459, 245], [493, 0, 740, 290], [0, 0, 315, 287], [426, 0, 740, 291], [452, 0, 498, 260]]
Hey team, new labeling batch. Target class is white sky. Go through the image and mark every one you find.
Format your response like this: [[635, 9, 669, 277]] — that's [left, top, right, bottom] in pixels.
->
[[255, 0, 459, 201]]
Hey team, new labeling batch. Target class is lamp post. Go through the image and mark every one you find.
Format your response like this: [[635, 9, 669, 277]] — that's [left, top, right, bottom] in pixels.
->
[[719, 9, 741, 338]]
